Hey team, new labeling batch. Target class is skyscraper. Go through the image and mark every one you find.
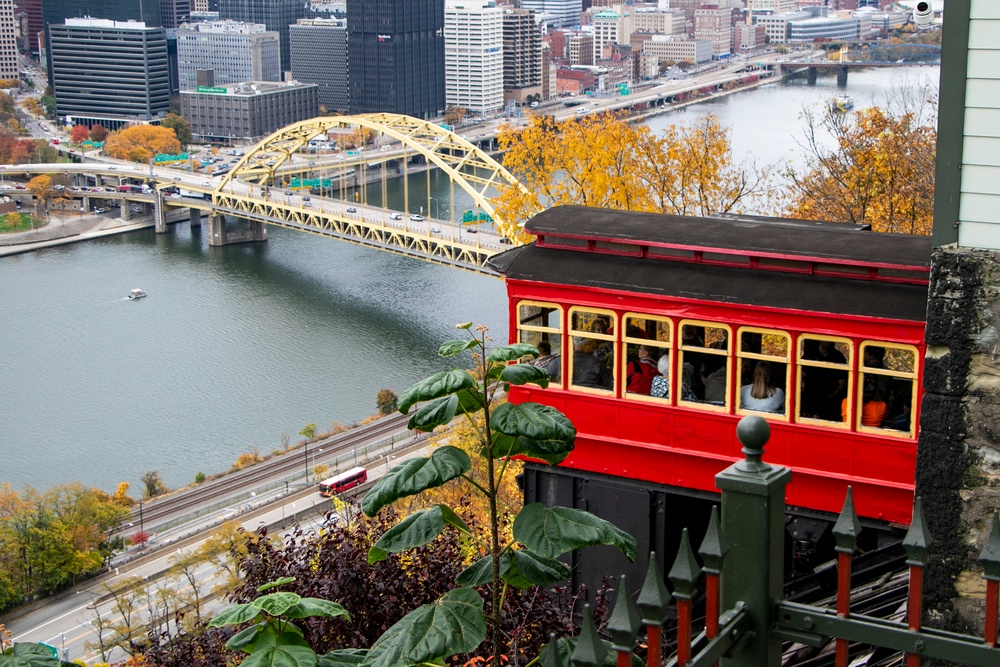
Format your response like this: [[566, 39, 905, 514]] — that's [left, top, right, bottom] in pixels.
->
[[0, 0, 16, 80], [177, 20, 280, 90], [289, 18, 348, 113], [518, 1, 581, 28], [49, 18, 170, 129], [159, 0, 191, 29], [42, 0, 162, 29], [444, 0, 503, 115], [218, 0, 305, 75], [503, 8, 542, 104], [346, 0, 444, 119]]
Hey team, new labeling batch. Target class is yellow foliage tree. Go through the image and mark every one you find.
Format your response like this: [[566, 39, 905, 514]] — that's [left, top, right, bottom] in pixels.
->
[[783, 103, 937, 235], [104, 124, 181, 163], [492, 113, 771, 237]]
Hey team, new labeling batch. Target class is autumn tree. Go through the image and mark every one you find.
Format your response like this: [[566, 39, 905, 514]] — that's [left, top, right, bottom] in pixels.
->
[[493, 113, 771, 238], [70, 124, 90, 143], [783, 97, 937, 235], [26, 174, 53, 214], [89, 124, 109, 142], [444, 106, 467, 126], [2, 211, 22, 231], [160, 113, 191, 146], [0, 132, 36, 164], [140, 471, 168, 499], [104, 125, 181, 163], [375, 389, 398, 415]]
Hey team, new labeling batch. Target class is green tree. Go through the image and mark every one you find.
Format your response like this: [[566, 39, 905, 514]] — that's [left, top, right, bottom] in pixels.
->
[[2, 212, 22, 232], [298, 423, 316, 441], [160, 113, 192, 147]]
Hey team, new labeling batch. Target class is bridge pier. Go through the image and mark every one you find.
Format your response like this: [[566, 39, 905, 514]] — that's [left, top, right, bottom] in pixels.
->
[[208, 215, 268, 247], [189, 207, 201, 228], [807, 67, 817, 85], [836, 65, 848, 87], [154, 191, 168, 234], [122, 203, 133, 221]]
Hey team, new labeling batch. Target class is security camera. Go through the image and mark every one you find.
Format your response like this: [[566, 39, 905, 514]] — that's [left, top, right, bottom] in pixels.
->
[[913, 1, 934, 26]]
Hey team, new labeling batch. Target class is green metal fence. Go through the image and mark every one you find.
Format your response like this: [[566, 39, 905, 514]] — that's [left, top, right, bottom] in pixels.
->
[[557, 416, 1000, 667]]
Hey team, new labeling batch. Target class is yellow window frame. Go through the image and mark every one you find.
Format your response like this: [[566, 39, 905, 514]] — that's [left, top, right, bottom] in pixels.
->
[[567, 306, 617, 395], [856, 341, 919, 438], [736, 326, 791, 420], [677, 319, 732, 413], [621, 313, 674, 403], [795, 334, 854, 430]]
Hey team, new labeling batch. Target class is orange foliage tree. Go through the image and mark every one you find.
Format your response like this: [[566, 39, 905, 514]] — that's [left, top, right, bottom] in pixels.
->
[[783, 98, 937, 235], [492, 113, 771, 238], [70, 124, 90, 143], [104, 124, 181, 163]]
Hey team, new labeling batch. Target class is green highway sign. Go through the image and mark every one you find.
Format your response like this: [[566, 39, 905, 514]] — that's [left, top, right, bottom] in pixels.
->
[[196, 86, 227, 94]]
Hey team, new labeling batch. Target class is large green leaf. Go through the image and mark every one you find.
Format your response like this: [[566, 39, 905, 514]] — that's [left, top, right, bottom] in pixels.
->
[[501, 549, 572, 589], [455, 555, 492, 587], [284, 598, 350, 620], [318, 649, 368, 667], [225, 624, 263, 652], [368, 507, 446, 563], [210, 603, 264, 627], [360, 588, 485, 667], [500, 363, 551, 388], [438, 339, 479, 357], [253, 591, 302, 616], [257, 577, 296, 592], [487, 343, 539, 363], [487, 432, 573, 466], [240, 644, 317, 667], [453, 387, 485, 415], [406, 395, 458, 432], [362, 447, 471, 516], [0, 643, 68, 667], [398, 370, 476, 413], [514, 504, 637, 562], [490, 402, 576, 444]]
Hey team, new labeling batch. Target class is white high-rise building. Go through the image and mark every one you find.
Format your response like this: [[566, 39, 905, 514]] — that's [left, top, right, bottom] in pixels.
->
[[0, 0, 18, 82], [176, 20, 280, 91], [519, 1, 582, 29], [444, 0, 504, 114], [592, 7, 632, 62]]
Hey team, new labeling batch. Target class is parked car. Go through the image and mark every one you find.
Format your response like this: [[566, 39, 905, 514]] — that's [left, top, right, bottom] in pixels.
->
[[94, 207, 107, 214]]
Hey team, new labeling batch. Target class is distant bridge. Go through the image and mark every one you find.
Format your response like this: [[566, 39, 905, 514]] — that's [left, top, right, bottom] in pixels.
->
[[5, 114, 533, 274]]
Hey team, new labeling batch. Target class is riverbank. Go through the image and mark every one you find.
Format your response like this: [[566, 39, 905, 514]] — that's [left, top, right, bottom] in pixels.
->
[[0, 210, 153, 256]]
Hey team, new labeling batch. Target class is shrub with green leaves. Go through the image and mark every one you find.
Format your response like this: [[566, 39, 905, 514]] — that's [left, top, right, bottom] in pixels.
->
[[357, 323, 637, 666]]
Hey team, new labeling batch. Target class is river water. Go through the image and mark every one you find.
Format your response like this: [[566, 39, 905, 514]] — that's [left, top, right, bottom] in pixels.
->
[[0, 66, 938, 492]]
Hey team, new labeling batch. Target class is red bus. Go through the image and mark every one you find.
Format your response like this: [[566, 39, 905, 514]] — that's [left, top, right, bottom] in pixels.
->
[[318, 467, 368, 497]]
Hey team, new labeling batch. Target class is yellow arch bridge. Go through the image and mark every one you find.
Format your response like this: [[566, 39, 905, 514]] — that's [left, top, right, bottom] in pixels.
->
[[17, 114, 530, 275]]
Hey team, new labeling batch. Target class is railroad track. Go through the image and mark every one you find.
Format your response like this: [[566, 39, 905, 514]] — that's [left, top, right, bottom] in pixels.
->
[[115, 413, 412, 534]]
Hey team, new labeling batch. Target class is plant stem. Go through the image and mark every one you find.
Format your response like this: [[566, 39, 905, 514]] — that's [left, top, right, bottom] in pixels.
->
[[480, 331, 503, 664]]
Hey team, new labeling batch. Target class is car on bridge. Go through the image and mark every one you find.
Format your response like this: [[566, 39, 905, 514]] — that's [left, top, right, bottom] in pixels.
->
[[389, 213, 402, 220], [410, 214, 424, 222], [346, 207, 357, 213]]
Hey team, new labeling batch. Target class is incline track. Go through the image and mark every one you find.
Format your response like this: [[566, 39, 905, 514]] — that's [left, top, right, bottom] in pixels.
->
[[118, 413, 411, 534]]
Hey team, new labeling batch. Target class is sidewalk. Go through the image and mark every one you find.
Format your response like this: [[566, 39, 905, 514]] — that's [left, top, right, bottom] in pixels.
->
[[0, 211, 155, 257]]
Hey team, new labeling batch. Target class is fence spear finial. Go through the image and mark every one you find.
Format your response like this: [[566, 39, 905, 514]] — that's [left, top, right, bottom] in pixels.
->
[[570, 604, 607, 667], [607, 575, 641, 653]]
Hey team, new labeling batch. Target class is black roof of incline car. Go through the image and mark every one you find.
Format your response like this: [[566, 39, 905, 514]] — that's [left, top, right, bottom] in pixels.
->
[[487, 206, 931, 323]]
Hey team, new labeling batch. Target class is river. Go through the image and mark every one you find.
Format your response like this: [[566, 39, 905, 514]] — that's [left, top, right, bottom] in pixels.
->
[[0, 65, 938, 492]]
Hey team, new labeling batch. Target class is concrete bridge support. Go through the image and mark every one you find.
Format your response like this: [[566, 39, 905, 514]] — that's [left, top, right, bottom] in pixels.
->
[[807, 67, 817, 85], [208, 214, 268, 247], [122, 204, 133, 221], [189, 207, 202, 228], [154, 191, 167, 234], [837, 65, 849, 86]]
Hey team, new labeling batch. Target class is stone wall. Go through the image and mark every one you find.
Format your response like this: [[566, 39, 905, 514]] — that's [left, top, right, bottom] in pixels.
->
[[918, 246, 1000, 631]]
